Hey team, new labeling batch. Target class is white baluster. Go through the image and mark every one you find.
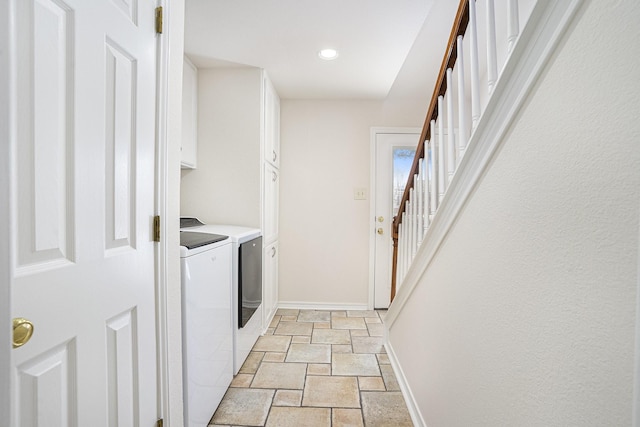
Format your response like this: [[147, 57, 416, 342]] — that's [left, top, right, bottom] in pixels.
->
[[486, 0, 498, 93], [416, 158, 423, 246], [420, 157, 429, 236], [402, 203, 407, 274], [437, 97, 446, 202], [427, 144, 437, 226], [410, 186, 417, 260], [507, 0, 520, 53], [411, 187, 417, 260], [398, 220, 404, 283], [406, 194, 411, 265], [403, 206, 409, 274], [456, 35, 468, 163], [446, 68, 456, 183], [429, 119, 438, 212], [469, 0, 481, 129], [425, 149, 431, 229]]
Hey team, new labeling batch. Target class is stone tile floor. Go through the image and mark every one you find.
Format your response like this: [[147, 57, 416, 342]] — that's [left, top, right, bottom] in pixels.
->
[[209, 309, 414, 427]]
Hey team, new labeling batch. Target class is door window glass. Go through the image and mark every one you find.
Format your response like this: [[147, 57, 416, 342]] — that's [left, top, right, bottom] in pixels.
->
[[392, 147, 416, 215]]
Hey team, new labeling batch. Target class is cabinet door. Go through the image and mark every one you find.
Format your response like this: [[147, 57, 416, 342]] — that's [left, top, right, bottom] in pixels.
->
[[263, 162, 279, 244], [263, 241, 279, 329], [264, 76, 280, 168], [181, 57, 198, 168]]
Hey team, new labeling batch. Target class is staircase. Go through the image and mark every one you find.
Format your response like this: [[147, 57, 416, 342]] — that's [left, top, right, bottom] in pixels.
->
[[384, 0, 640, 425]]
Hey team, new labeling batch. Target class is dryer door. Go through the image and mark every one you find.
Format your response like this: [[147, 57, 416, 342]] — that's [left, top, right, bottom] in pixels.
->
[[238, 236, 263, 328]]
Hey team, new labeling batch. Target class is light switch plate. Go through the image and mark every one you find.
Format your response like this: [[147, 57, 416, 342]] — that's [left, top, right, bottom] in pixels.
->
[[354, 188, 367, 200]]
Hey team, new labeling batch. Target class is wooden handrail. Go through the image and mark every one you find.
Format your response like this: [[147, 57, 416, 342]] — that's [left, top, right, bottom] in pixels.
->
[[391, 0, 471, 302]]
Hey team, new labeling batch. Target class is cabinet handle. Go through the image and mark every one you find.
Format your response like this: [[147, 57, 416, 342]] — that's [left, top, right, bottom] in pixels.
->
[[271, 247, 276, 257], [272, 171, 277, 182], [272, 150, 277, 162]]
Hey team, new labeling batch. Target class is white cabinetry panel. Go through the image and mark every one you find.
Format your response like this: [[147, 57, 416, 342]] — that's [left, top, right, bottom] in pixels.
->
[[106, 308, 139, 427], [105, 39, 136, 253], [263, 162, 279, 245], [263, 241, 279, 328], [15, 0, 75, 273], [16, 339, 77, 427], [264, 77, 280, 168]]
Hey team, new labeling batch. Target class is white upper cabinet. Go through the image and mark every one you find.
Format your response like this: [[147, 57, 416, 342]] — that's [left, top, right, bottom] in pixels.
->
[[264, 76, 280, 169], [181, 57, 198, 169]]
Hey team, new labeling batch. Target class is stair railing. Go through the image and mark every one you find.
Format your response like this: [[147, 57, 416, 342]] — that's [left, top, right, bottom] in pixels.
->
[[391, 0, 530, 301]]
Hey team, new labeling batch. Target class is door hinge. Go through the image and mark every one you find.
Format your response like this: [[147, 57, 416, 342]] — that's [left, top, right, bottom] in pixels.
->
[[156, 419, 163, 427], [153, 215, 161, 242], [155, 6, 163, 34]]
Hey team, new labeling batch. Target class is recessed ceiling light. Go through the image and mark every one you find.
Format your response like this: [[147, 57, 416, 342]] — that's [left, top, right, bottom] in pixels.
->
[[318, 48, 339, 60]]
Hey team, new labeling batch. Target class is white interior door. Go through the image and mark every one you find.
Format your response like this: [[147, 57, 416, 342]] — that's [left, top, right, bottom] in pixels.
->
[[9, 0, 159, 425], [373, 132, 419, 309]]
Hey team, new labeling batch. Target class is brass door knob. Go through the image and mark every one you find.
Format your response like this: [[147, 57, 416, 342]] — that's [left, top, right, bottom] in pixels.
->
[[377, 216, 384, 222], [13, 317, 34, 349], [377, 228, 384, 235]]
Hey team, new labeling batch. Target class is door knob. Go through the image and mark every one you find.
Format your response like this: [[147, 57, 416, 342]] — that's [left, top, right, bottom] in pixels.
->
[[377, 216, 384, 222], [377, 228, 384, 235], [13, 317, 34, 349]]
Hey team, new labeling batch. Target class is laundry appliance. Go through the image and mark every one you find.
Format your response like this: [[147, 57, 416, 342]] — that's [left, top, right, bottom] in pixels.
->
[[180, 217, 263, 374], [180, 231, 233, 427]]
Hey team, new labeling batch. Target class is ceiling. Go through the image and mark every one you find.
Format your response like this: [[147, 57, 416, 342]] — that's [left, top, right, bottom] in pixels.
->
[[184, 0, 445, 100]]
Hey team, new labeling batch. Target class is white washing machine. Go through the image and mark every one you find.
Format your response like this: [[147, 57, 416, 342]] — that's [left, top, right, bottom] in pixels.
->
[[181, 217, 263, 375], [180, 231, 233, 427]]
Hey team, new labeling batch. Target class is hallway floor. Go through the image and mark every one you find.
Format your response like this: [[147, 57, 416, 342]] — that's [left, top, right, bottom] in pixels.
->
[[209, 309, 413, 426]]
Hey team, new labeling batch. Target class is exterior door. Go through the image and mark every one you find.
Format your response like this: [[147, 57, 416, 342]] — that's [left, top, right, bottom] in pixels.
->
[[373, 131, 419, 308], [9, 0, 159, 426]]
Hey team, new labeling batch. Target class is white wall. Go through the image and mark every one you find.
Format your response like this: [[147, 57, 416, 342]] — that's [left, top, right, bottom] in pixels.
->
[[279, 99, 426, 306], [388, 0, 640, 425], [181, 68, 262, 227]]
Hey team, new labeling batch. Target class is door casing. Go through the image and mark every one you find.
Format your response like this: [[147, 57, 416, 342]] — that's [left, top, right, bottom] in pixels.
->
[[368, 127, 420, 310], [1, 0, 12, 419]]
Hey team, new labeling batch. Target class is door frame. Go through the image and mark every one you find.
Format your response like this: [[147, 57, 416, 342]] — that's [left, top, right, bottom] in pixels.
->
[[155, 0, 186, 424], [368, 127, 420, 310], [1, 1, 182, 424], [1, 0, 12, 420], [156, 0, 172, 423]]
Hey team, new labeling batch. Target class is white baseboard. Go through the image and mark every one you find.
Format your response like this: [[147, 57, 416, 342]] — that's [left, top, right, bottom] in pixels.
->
[[385, 337, 427, 427], [277, 301, 369, 311]]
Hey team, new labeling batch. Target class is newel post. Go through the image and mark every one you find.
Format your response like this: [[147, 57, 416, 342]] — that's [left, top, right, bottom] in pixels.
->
[[390, 218, 399, 303]]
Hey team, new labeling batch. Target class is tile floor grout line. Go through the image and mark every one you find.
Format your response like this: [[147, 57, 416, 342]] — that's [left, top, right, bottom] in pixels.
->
[[211, 308, 411, 426]]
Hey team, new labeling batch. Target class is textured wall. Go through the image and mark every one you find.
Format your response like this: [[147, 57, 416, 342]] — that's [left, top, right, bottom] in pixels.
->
[[388, 0, 640, 425], [279, 99, 425, 306], [181, 68, 263, 228]]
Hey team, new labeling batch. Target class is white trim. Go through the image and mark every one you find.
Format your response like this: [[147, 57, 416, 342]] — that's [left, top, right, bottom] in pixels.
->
[[1, 0, 12, 422], [278, 301, 368, 311], [155, 0, 173, 424], [384, 337, 427, 427], [368, 127, 421, 311], [385, 0, 583, 328], [633, 194, 640, 426]]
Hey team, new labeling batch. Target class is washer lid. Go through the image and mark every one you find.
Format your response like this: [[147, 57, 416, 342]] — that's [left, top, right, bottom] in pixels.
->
[[180, 217, 205, 228], [180, 231, 228, 250]]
